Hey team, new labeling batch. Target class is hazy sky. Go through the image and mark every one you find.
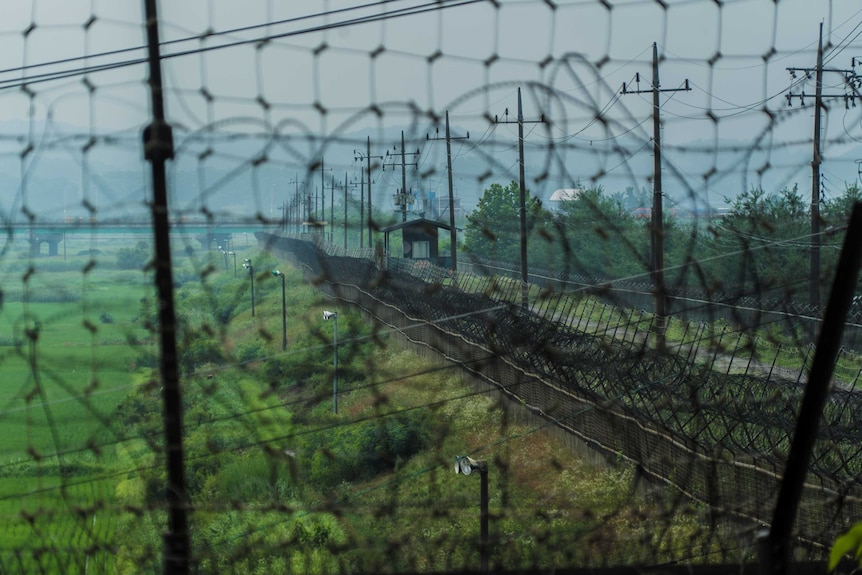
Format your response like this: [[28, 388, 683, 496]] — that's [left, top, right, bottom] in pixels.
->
[[1, 0, 862, 219]]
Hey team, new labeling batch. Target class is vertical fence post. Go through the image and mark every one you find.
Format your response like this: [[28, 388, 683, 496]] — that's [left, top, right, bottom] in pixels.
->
[[763, 202, 862, 575], [743, 335, 759, 377], [707, 325, 727, 371], [678, 319, 692, 361], [612, 309, 623, 340], [563, 294, 577, 329], [622, 308, 635, 345], [142, 1, 190, 572], [594, 302, 606, 337], [724, 329, 743, 376]]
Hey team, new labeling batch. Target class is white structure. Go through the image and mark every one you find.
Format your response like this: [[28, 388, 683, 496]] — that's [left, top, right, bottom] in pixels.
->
[[548, 188, 584, 210]]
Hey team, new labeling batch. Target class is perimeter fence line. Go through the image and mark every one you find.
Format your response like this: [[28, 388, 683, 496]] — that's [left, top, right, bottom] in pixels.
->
[[266, 230, 862, 554]]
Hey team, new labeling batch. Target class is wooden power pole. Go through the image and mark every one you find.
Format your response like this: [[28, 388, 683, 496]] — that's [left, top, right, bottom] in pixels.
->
[[427, 110, 469, 271], [786, 23, 856, 308], [494, 87, 545, 307], [621, 42, 690, 347]]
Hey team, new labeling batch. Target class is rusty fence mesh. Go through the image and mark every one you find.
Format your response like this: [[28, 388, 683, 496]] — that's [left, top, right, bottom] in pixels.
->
[[1, 1, 862, 573]]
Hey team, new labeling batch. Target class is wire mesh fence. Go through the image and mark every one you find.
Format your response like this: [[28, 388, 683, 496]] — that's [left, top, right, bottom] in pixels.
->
[[2, 0, 862, 573]]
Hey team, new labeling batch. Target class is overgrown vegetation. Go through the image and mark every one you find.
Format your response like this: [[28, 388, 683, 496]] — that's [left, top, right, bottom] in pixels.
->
[[0, 237, 746, 573], [463, 180, 862, 299]]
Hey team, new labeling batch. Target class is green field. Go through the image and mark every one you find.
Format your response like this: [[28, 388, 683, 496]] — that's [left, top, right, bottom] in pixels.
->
[[0, 242, 157, 573], [0, 239, 728, 573], [0, 240, 310, 573]]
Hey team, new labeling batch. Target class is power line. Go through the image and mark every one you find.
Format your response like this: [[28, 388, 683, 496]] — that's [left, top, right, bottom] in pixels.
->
[[0, 0, 486, 92]]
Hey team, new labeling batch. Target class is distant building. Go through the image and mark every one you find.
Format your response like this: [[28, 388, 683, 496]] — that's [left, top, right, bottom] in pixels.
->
[[380, 217, 453, 269], [421, 191, 465, 221], [548, 188, 584, 210]]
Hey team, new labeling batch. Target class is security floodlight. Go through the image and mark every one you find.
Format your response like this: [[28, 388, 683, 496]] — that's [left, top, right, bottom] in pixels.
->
[[243, 258, 251, 263], [454, 455, 483, 476], [323, 310, 337, 320], [454, 454, 490, 571], [272, 269, 283, 277]]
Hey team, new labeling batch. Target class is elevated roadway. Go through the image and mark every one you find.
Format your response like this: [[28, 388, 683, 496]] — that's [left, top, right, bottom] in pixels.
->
[[14, 219, 280, 256]]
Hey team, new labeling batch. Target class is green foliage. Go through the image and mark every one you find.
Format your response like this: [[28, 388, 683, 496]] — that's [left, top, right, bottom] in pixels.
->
[[823, 183, 862, 227], [715, 185, 810, 293], [177, 331, 225, 372], [549, 186, 644, 278], [459, 179, 862, 299], [829, 522, 862, 573], [611, 186, 651, 211], [304, 410, 434, 491], [116, 240, 151, 270], [203, 452, 297, 503], [464, 180, 548, 263]]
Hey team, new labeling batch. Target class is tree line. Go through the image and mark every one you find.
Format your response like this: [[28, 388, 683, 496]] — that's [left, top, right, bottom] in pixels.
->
[[462, 180, 862, 300]]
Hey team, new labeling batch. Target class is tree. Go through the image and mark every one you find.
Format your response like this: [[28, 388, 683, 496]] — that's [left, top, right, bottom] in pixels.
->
[[463, 181, 547, 263], [822, 182, 862, 228], [550, 186, 642, 279], [713, 185, 809, 296], [116, 240, 150, 270], [611, 186, 651, 212]]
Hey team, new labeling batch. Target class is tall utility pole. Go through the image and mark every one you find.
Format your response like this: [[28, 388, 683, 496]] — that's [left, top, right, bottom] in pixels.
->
[[312, 160, 331, 224], [385, 131, 420, 222], [142, 0, 189, 572], [342, 172, 358, 249], [354, 137, 383, 249], [495, 87, 545, 306], [621, 42, 690, 346], [427, 110, 469, 271], [329, 175, 334, 242], [288, 175, 304, 234], [357, 176, 365, 247], [786, 24, 857, 308], [811, 26, 825, 310]]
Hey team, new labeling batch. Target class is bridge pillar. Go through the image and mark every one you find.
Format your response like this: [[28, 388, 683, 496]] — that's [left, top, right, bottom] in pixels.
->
[[29, 231, 64, 257]]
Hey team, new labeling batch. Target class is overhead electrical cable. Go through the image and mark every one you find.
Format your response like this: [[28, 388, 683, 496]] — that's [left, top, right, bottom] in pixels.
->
[[0, 0, 485, 92]]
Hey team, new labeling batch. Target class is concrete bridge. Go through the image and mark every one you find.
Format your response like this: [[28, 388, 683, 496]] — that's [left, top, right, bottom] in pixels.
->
[[19, 219, 278, 256]]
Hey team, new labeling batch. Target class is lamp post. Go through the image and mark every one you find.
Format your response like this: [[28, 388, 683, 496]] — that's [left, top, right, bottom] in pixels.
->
[[242, 259, 254, 317], [454, 455, 489, 573], [323, 310, 338, 414], [227, 251, 237, 277], [272, 270, 287, 351], [218, 245, 228, 270]]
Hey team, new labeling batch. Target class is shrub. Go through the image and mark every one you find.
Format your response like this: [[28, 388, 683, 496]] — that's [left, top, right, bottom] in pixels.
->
[[116, 242, 150, 270], [203, 453, 296, 503], [305, 410, 434, 491]]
